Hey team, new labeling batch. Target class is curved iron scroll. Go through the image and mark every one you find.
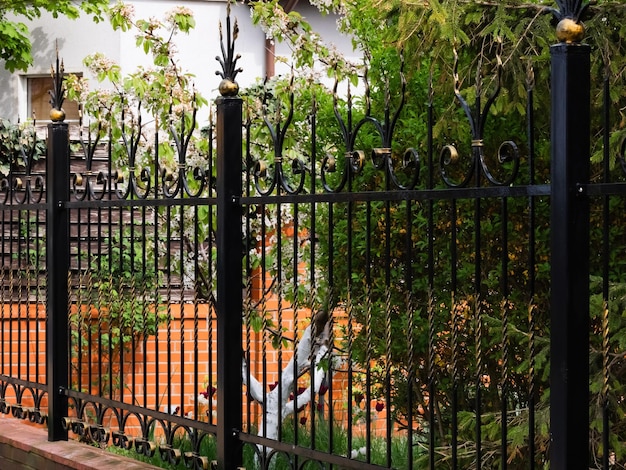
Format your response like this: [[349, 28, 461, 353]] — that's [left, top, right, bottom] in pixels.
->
[[72, 114, 109, 201], [320, 80, 363, 193], [65, 395, 216, 468], [440, 38, 520, 188], [252, 77, 308, 196], [110, 96, 152, 200], [0, 383, 48, 426], [0, 120, 45, 205], [161, 100, 210, 198], [321, 54, 420, 193]]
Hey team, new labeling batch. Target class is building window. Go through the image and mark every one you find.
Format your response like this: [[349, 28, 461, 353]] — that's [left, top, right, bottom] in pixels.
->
[[27, 75, 80, 121]]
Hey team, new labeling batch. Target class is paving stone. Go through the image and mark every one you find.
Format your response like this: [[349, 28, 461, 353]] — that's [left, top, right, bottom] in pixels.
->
[[0, 418, 162, 470]]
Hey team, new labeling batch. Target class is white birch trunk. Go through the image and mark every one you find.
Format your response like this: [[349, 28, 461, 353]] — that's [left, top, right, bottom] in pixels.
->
[[242, 320, 331, 442]]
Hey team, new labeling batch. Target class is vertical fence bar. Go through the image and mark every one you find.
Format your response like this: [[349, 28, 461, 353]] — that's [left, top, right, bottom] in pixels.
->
[[46, 118, 70, 441], [601, 65, 611, 470], [526, 64, 538, 470], [216, 85, 243, 469], [549, 23, 591, 469]]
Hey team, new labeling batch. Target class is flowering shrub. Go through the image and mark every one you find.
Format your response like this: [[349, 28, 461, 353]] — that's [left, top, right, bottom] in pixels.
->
[[198, 384, 216, 405], [249, 0, 358, 83], [196, 378, 217, 422], [67, 2, 207, 172], [66, 2, 214, 299], [0, 118, 45, 176]]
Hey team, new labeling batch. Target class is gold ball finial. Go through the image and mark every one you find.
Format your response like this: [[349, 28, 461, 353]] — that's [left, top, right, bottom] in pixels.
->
[[556, 18, 585, 44], [50, 108, 66, 122], [218, 79, 239, 97]]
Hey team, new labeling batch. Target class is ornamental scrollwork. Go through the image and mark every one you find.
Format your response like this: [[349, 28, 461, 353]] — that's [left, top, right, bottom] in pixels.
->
[[320, 81, 366, 193], [161, 99, 210, 199], [322, 56, 420, 193], [0, 118, 45, 205], [251, 77, 308, 196], [72, 114, 109, 201], [440, 38, 520, 188]]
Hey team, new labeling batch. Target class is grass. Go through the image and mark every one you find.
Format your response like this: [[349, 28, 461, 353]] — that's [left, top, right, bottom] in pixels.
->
[[103, 416, 420, 469]]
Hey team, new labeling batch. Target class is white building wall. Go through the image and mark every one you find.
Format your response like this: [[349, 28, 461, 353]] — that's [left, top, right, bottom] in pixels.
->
[[274, 2, 357, 77], [116, 0, 267, 116], [0, 9, 120, 121], [0, 0, 357, 124]]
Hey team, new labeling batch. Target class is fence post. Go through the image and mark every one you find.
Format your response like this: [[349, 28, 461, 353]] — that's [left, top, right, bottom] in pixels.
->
[[46, 116, 70, 441], [215, 77, 243, 469], [549, 17, 590, 470]]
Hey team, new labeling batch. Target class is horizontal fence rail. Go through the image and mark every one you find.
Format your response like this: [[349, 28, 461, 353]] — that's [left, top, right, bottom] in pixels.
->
[[1, 3, 626, 470]]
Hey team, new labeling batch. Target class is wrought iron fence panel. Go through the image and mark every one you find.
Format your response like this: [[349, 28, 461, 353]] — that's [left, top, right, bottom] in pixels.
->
[[235, 38, 555, 467], [0, 133, 48, 426], [1, 2, 626, 470], [58, 119, 219, 467]]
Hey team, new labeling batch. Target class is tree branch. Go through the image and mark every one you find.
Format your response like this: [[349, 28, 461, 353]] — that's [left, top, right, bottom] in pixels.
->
[[242, 357, 265, 405], [281, 343, 329, 419]]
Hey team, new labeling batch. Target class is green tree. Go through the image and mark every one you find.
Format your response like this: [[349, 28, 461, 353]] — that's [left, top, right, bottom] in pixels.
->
[[247, 0, 626, 466], [0, 0, 108, 72]]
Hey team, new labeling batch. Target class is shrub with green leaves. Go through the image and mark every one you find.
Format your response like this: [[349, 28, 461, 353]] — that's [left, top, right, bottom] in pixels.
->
[[0, 118, 46, 176]]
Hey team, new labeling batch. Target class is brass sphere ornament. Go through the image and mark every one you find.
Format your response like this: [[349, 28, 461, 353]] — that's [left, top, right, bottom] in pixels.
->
[[556, 18, 585, 44], [219, 78, 239, 97], [49, 108, 66, 122]]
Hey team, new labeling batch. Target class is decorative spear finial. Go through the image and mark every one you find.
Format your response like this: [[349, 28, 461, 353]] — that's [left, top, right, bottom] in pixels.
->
[[547, 0, 589, 43], [49, 42, 66, 122], [216, 2, 242, 96]]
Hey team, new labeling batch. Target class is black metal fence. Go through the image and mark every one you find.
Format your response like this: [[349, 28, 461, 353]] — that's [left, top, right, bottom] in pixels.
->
[[1, 3, 626, 470]]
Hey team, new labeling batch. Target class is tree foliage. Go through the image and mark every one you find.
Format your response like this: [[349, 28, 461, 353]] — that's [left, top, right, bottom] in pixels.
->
[[247, 0, 626, 466], [66, 2, 207, 175], [0, 117, 45, 176], [0, 0, 109, 72]]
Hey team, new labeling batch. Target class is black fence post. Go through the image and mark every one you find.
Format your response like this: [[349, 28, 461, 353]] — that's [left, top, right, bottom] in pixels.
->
[[46, 118, 70, 441], [549, 18, 590, 470], [215, 78, 243, 469]]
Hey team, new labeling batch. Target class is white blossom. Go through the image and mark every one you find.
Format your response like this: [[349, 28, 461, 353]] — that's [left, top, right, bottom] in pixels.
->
[[198, 393, 209, 406], [112, 2, 135, 21], [350, 446, 367, 459], [166, 6, 193, 24]]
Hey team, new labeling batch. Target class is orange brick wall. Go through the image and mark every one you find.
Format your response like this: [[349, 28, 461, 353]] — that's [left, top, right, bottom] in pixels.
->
[[0, 303, 47, 412], [1, 300, 390, 439]]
